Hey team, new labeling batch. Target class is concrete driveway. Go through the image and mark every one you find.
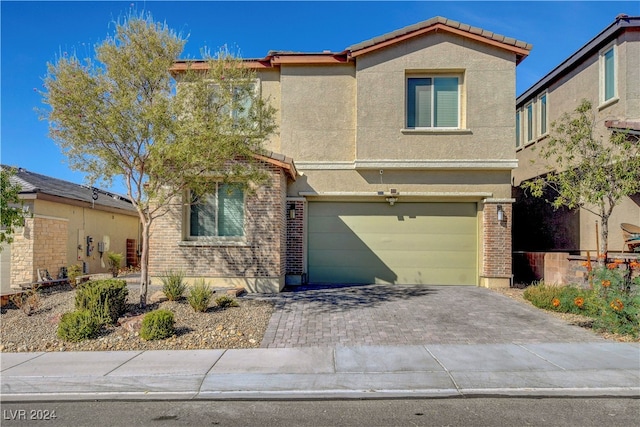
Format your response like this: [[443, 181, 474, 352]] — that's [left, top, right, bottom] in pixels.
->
[[251, 284, 605, 348]]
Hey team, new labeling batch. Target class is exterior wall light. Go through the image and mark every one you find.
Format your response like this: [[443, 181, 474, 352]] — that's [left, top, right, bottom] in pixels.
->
[[497, 205, 504, 222], [386, 197, 398, 206], [288, 203, 296, 219]]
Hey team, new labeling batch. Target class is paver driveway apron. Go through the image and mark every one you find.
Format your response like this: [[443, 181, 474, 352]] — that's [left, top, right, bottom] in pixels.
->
[[257, 284, 605, 348]]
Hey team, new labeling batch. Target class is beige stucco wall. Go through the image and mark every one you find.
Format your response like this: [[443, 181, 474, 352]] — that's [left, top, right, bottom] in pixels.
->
[[355, 32, 516, 161], [278, 64, 356, 162], [31, 199, 139, 276], [258, 68, 282, 153]]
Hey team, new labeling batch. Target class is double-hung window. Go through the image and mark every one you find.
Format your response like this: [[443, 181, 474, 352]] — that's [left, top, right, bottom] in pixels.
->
[[600, 44, 616, 104], [525, 102, 534, 143], [515, 111, 521, 148], [407, 76, 459, 128], [189, 183, 245, 239], [538, 93, 547, 136]]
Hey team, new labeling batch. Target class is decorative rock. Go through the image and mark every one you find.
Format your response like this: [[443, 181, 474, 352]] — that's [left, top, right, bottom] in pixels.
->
[[149, 291, 168, 304], [227, 287, 246, 297], [118, 314, 145, 333]]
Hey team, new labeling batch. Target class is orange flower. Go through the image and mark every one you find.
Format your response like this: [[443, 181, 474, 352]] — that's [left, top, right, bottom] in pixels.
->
[[610, 299, 624, 312], [629, 261, 640, 270], [552, 298, 561, 308], [602, 280, 611, 288], [606, 263, 618, 270], [574, 297, 584, 308]]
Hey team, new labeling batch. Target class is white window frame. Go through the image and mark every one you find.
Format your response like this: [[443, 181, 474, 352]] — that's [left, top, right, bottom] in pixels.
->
[[537, 92, 548, 137], [599, 43, 618, 107], [185, 183, 246, 241], [525, 101, 535, 143], [406, 74, 461, 129], [515, 109, 522, 148]]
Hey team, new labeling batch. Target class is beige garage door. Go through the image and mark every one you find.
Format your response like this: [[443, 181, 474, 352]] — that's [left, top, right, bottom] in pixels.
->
[[308, 202, 477, 285]]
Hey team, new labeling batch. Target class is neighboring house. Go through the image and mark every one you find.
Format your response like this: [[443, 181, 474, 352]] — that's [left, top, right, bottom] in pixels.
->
[[513, 15, 640, 284], [152, 16, 532, 291], [0, 166, 140, 295]]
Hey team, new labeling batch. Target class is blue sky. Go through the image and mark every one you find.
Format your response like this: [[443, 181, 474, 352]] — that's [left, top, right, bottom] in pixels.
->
[[2, 1, 639, 194]]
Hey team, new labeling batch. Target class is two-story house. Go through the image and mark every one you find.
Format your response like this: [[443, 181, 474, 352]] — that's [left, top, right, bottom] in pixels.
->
[[151, 16, 532, 292], [513, 14, 640, 284]]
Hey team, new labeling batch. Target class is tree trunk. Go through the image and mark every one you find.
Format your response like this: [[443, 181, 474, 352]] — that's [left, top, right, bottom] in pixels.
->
[[139, 220, 150, 308], [600, 215, 609, 264]]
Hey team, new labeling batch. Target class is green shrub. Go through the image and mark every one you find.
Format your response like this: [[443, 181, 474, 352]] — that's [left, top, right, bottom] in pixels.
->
[[523, 282, 597, 315], [106, 252, 123, 277], [57, 310, 101, 342], [75, 279, 128, 324], [67, 264, 82, 287], [160, 270, 187, 301], [140, 309, 175, 341], [526, 265, 640, 338], [215, 295, 239, 308], [187, 279, 213, 312]]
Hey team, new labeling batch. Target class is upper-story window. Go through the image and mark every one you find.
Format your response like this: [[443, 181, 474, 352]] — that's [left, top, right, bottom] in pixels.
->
[[516, 92, 549, 149], [406, 76, 459, 128], [600, 44, 617, 104], [188, 183, 245, 239], [515, 111, 521, 148], [538, 93, 548, 136], [525, 102, 534, 143]]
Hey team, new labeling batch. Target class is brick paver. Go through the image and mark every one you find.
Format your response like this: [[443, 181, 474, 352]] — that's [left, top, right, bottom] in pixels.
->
[[250, 284, 605, 348]]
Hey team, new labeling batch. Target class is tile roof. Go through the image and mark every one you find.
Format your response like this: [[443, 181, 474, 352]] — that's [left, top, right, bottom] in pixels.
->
[[1, 165, 136, 213]]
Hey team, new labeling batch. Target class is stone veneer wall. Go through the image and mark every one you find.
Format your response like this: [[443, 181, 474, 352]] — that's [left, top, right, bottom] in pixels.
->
[[148, 164, 287, 292], [481, 201, 513, 287], [10, 216, 67, 287]]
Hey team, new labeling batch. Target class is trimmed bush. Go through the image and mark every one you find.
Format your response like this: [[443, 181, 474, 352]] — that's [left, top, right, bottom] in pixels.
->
[[106, 252, 123, 277], [75, 279, 128, 324], [161, 270, 187, 301], [140, 309, 175, 341], [187, 279, 213, 312], [57, 310, 101, 342], [215, 295, 239, 308]]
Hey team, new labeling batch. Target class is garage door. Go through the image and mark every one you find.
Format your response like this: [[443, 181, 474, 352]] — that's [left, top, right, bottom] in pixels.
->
[[308, 202, 477, 285]]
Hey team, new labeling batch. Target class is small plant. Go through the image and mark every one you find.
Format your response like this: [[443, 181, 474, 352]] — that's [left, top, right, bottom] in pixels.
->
[[9, 285, 41, 316], [187, 278, 213, 312], [57, 310, 101, 342], [160, 270, 187, 301], [140, 309, 175, 340], [67, 264, 82, 287], [106, 252, 123, 277], [75, 279, 128, 324], [215, 294, 239, 308]]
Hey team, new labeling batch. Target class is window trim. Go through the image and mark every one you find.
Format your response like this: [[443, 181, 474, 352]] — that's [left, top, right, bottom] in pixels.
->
[[515, 109, 522, 148], [537, 92, 548, 137], [599, 43, 618, 107], [405, 74, 461, 130], [184, 183, 246, 242], [525, 101, 535, 143]]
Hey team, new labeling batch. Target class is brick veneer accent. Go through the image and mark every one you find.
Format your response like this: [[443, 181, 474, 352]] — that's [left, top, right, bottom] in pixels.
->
[[482, 202, 513, 286], [149, 163, 288, 291], [10, 216, 67, 287], [285, 200, 305, 276]]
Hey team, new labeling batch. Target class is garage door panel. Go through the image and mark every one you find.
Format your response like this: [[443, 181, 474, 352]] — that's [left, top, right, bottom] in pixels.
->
[[308, 202, 477, 286]]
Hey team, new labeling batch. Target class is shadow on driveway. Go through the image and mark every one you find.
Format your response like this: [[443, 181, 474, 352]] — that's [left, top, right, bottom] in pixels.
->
[[250, 284, 606, 348]]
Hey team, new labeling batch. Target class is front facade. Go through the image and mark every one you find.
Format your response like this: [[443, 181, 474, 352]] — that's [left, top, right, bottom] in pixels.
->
[[0, 166, 140, 295], [153, 16, 532, 291], [513, 15, 640, 284]]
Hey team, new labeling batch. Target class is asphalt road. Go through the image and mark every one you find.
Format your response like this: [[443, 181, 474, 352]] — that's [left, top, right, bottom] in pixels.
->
[[2, 398, 639, 427]]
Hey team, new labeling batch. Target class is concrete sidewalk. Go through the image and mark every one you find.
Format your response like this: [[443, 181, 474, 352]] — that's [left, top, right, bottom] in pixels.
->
[[1, 342, 639, 401]]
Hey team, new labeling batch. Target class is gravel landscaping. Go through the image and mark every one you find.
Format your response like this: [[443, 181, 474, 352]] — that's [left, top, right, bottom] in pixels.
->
[[0, 281, 274, 353]]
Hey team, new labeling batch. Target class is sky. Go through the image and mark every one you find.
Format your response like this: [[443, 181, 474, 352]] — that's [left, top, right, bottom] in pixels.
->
[[2, 0, 639, 195]]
